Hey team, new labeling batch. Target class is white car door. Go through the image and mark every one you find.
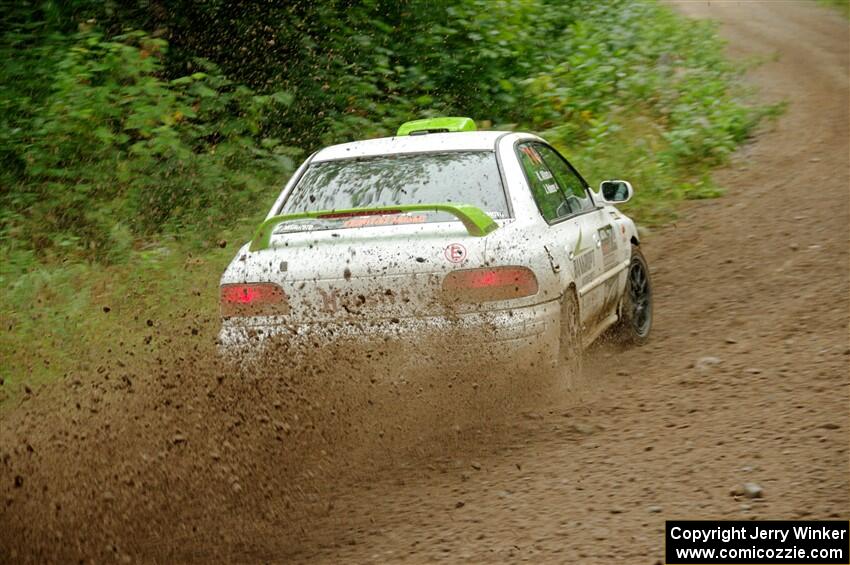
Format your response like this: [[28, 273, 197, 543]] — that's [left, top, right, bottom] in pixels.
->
[[591, 204, 633, 324], [514, 142, 606, 330]]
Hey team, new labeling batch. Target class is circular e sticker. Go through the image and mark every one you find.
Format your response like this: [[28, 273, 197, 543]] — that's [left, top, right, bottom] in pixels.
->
[[445, 243, 467, 263]]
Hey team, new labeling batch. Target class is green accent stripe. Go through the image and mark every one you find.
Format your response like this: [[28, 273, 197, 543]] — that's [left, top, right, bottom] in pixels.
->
[[573, 229, 589, 256], [249, 203, 498, 251]]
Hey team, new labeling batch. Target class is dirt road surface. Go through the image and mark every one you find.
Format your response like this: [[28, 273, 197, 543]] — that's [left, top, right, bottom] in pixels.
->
[[1, 1, 848, 563], [281, 2, 850, 562]]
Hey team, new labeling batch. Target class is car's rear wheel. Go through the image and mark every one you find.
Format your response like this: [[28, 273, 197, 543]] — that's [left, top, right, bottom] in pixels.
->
[[558, 288, 583, 378], [614, 244, 652, 345]]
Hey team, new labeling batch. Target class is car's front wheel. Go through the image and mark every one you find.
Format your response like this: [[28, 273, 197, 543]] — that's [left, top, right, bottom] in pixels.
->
[[614, 244, 653, 345]]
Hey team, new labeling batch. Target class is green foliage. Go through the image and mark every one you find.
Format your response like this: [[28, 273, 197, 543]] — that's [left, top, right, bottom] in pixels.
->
[[1, 0, 766, 270], [1, 28, 297, 268], [819, 0, 850, 18], [0, 236, 235, 396]]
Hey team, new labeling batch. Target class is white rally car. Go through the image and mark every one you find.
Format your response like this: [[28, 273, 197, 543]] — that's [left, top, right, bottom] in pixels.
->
[[218, 117, 652, 373]]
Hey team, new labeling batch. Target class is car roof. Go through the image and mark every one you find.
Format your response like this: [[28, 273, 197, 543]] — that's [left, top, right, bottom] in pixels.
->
[[312, 131, 513, 163]]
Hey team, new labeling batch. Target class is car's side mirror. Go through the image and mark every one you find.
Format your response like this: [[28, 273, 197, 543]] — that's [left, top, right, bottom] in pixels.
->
[[599, 180, 633, 204]]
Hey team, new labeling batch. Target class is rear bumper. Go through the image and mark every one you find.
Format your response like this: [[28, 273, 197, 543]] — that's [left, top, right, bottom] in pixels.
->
[[217, 299, 560, 367]]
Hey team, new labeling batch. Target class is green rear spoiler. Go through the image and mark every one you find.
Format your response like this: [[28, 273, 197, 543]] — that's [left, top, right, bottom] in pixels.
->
[[249, 204, 498, 252]]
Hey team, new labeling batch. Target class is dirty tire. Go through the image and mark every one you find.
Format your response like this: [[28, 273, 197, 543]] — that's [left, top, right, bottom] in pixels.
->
[[558, 288, 583, 379], [614, 244, 652, 346]]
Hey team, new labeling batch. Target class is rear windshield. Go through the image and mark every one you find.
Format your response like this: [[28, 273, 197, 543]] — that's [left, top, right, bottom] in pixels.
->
[[275, 151, 508, 232]]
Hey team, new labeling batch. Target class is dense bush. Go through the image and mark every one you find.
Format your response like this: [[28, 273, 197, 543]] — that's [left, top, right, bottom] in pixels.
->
[[1, 29, 296, 266], [1, 0, 765, 272]]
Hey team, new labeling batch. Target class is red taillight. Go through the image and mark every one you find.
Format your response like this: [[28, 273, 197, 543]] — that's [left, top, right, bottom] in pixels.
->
[[442, 267, 539, 302], [220, 283, 288, 317]]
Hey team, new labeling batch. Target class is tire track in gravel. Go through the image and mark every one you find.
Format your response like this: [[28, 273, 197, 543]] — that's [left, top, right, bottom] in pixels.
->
[[272, 2, 849, 562]]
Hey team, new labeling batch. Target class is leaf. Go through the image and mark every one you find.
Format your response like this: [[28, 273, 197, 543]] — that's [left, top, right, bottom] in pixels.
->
[[190, 84, 217, 98]]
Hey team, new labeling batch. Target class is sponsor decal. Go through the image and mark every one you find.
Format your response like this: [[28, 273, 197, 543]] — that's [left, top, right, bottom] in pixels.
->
[[573, 249, 595, 277], [572, 231, 596, 288], [445, 243, 467, 263], [599, 225, 617, 255], [598, 225, 619, 270], [520, 145, 543, 165], [543, 181, 560, 194], [343, 214, 427, 228]]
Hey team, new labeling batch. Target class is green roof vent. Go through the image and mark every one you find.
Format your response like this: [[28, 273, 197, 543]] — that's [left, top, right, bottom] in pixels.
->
[[397, 117, 476, 136]]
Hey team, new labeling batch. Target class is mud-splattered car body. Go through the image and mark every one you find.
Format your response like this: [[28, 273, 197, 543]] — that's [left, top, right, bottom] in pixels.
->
[[218, 118, 647, 367]]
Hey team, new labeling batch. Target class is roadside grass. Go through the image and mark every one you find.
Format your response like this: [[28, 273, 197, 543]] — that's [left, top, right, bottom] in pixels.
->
[[549, 100, 783, 225], [0, 220, 255, 405], [819, 0, 850, 18]]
